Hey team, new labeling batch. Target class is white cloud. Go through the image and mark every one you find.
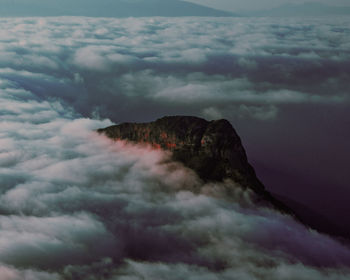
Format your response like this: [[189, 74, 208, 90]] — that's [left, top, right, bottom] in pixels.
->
[[202, 107, 223, 120], [74, 46, 111, 71], [0, 16, 348, 123], [0, 16, 349, 279], [0, 76, 350, 279]]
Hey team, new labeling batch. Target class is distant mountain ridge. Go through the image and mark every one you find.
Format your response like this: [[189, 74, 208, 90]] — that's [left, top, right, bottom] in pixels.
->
[[241, 2, 350, 17], [0, 0, 234, 17]]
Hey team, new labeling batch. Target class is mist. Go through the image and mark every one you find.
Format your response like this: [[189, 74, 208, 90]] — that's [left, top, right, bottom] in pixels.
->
[[0, 15, 350, 279], [0, 16, 349, 234], [1, 76, 350, 279]]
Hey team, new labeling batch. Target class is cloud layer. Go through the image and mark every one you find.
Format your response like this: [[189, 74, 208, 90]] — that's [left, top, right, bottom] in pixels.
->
[[0, 16, 349, 235], [1, 80, 350, 279], [0, 16, 348, 122], [0, 78, 350, 280], [0, 16, 350, 279]]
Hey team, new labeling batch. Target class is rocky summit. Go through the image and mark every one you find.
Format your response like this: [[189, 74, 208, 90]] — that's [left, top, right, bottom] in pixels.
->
[[98, 116, 294, 214]]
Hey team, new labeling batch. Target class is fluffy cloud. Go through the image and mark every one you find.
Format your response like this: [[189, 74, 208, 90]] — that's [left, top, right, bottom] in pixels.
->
[[0, 15, 350, 279], [1, 59, 350, 279], [0, 17, 348, 121]]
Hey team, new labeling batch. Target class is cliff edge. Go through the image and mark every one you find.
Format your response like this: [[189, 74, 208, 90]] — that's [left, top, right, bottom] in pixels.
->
[[98, 116, 294, 214]]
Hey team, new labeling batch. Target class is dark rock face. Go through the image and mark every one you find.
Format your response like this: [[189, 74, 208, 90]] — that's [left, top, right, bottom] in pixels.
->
[[98, 116, 294, 214]]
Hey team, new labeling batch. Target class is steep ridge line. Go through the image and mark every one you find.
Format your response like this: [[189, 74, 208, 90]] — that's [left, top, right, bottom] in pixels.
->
[[98, 115, 296, 216]]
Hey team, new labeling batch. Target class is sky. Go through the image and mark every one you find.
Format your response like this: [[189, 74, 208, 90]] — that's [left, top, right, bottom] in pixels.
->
[[1, 0, 350, 17], [185, 0, 350, 11], [0, 2, 350, 279], [0, 0, 231, 17]]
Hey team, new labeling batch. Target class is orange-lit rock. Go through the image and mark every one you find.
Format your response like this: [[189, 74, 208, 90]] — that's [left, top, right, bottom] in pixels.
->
[[98, 116, 295, 215]]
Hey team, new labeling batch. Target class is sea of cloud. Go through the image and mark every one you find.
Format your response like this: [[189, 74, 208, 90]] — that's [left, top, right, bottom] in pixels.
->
[[0, 16, 348, 122], [1, 80, 350, 279], [0, 16, 350, 279]]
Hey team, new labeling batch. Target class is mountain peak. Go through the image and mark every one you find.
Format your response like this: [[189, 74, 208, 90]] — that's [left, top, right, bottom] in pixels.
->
[[98, 116, 294, 214], [98, 116, 250, 184]]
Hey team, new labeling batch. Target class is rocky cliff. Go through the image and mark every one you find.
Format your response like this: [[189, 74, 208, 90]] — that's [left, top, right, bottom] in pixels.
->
[[98, 116, 294, 214]]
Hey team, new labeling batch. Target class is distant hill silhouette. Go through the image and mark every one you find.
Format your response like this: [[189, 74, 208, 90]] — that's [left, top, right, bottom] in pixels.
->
[[241, 2, 350, 17]]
